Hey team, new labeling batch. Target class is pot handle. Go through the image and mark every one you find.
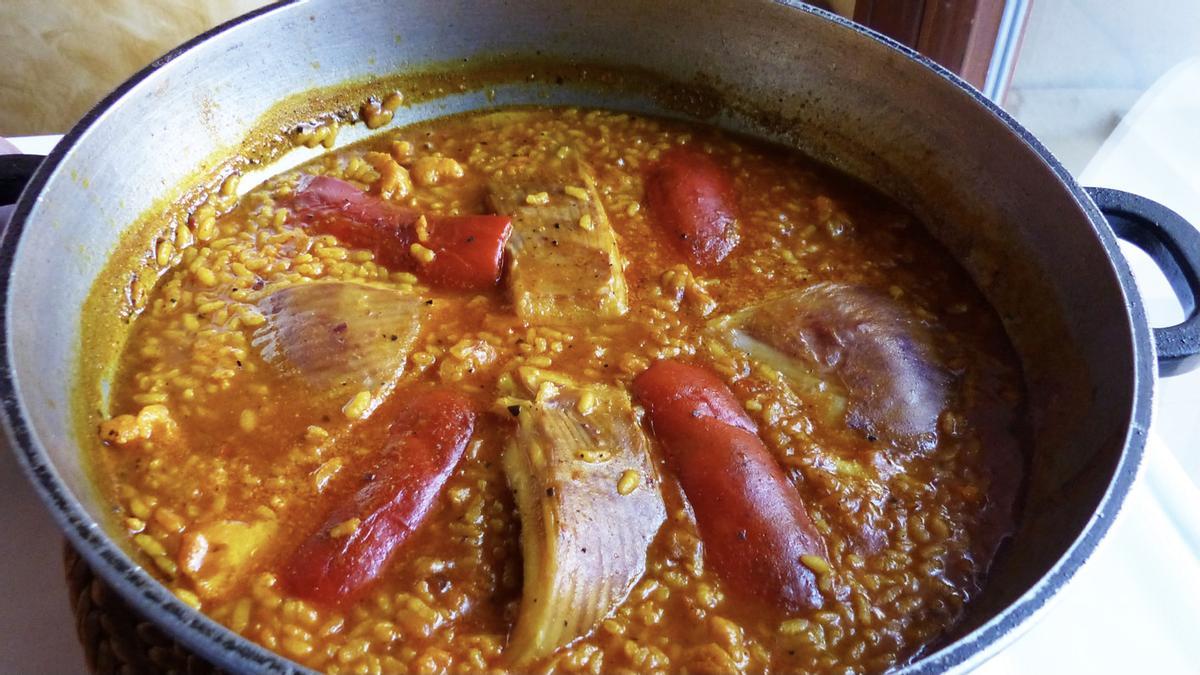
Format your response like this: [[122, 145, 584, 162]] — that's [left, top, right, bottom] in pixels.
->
[[1087, 186, 1200, 376], [0, 152, 44, 234], [0, 154, 43, 206]]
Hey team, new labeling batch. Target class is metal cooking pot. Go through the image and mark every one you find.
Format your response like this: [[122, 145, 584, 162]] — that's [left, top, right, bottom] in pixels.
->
[[2, 1, 1199, 672]]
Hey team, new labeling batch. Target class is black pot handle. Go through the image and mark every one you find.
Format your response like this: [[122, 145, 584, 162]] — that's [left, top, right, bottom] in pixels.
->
[[1087, 186, 1200, 376], [0, 154, 44, 207]]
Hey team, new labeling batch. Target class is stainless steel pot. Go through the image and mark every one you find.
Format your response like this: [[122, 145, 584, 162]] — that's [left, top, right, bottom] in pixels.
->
[[3, 1, 1199, 672]]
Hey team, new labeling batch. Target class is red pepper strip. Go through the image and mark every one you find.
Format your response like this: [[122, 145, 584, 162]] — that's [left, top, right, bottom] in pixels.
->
[[284, 389, 476, 603], [289, 174, 513, 290], [644, 147, 739, 267], [632, 360, 827, 613]]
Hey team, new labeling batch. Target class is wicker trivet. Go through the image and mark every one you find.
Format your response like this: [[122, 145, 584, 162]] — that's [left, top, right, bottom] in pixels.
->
[[64, 543, 223, 675]]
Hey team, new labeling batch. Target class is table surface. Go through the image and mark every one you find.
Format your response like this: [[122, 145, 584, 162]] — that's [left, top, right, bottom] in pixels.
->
[[1, 136, 88, 674], [3, 63, 1200, 672]]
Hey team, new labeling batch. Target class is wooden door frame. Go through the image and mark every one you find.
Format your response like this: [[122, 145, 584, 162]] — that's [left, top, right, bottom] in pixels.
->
[[852, 0, 1012, 90]]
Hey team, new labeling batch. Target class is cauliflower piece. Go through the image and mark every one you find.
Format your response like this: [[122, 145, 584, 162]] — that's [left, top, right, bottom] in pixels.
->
[[98, 404, 177, 447], [411, 155, 464, 187], [364, 151, 413, 199], [437, 338, 497, 383], [178, 519, 278, 599]]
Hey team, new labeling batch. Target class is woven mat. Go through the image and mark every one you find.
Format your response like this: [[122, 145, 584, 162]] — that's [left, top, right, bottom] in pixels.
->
[[64, 543, 222, 675]]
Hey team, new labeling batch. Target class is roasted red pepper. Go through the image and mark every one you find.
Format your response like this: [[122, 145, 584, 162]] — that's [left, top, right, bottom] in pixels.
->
[[645, 148, 740, 267], [289, 175, 512, 290], [284, 389, 476, 603], [632, 360, 827, 612]]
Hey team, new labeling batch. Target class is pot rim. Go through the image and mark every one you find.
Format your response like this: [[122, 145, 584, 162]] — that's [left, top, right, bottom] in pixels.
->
[[0, 1, 1154, 672]]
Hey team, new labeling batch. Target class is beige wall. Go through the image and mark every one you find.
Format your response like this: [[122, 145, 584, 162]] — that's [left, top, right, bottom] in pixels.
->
[[1005, 0, 1200, 173], [0, 0, 269, 135]]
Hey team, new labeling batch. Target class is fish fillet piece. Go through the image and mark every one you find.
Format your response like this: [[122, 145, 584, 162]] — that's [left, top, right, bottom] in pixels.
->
[[251, 281, 426, 417], [716, 282, 950, 451], [501, 368, 666, 665], [488, 158, 629, 323]]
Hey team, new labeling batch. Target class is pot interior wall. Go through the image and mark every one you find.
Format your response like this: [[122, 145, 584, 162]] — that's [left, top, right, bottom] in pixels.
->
[[6, 0, 1141, 669]]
